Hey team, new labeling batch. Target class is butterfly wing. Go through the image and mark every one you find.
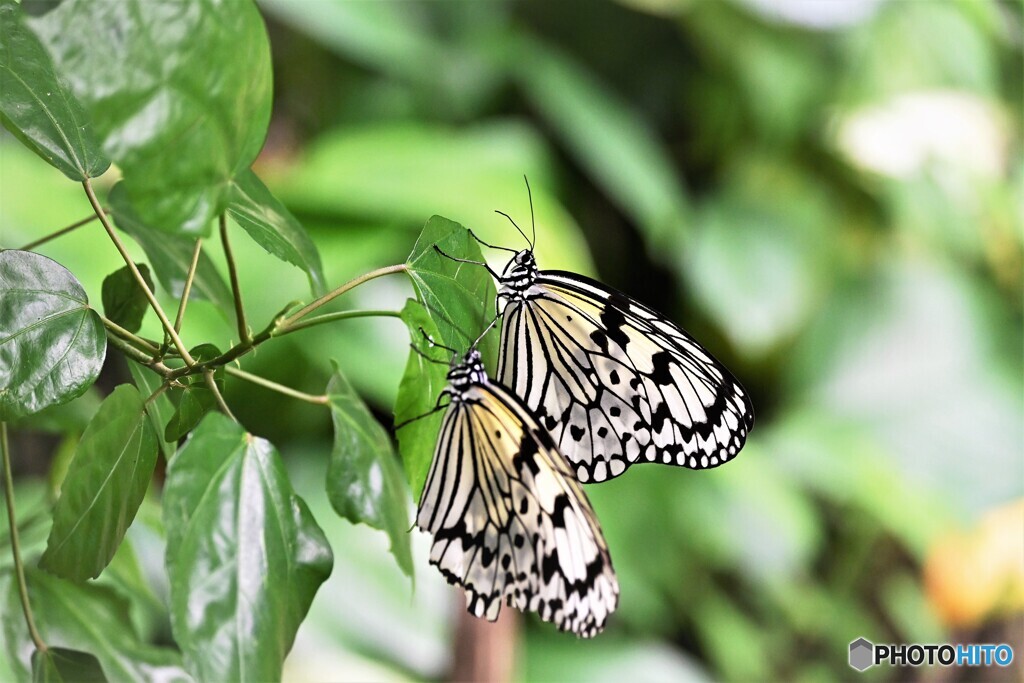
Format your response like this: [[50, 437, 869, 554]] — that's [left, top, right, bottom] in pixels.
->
[[498, 270, 754, 483], [417, 380, 618, 637]]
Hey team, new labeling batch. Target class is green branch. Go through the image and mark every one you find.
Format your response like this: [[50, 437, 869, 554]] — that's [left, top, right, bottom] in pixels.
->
[[225, 367, 328, 405], [219, 214, 250, 344], [17, 213, 101, 251]]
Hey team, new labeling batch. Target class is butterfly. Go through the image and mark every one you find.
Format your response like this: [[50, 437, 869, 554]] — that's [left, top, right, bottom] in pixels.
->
[[454, 184, 754, 484], [411, 340, 619, 637]]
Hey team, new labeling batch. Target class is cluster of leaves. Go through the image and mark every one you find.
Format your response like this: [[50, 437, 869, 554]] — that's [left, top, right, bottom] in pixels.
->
[[0, 1, 499, 681]]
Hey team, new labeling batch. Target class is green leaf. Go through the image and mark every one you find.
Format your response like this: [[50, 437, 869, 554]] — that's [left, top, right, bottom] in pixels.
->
[[227, 169, 326, 296], [108, 183, 234, 313], [326, 362, 412, 577], [27, 0, 273, 235], [100, 264, 153, 334], [39, 384, 158, 582], [32, 647, 107, 683], [0, 250, 106, 420], [512, 34, 690, 253], [0, 0, 109, 180], [126, 362, 173, 457], [163, 344, 223, 443], [405, 215, 498, 362], [392, 299, 448, 501], [2, 569, 189, 683], [163, 413, 333, 683]]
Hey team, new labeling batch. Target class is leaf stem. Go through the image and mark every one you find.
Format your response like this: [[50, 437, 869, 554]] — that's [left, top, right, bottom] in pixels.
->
[[105, 333, 173, 375], [17, 213, 100, 251], [219, 215, 250, 344], [174, 238, 203, 334], [100, 315, 160, 355], [275, 309, 403, 336], [82, 179, 196, 366], [203, 369, 236, 421], [277, 264, 408, 331], [0, 424, 47, 652], [225, 367, 328, 405]]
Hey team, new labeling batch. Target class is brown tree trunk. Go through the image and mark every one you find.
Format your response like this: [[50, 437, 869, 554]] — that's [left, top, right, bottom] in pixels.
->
[[447, 595, 520, 683]]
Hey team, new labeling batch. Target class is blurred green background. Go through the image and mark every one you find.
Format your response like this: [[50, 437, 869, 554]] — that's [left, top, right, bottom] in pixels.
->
[[2, 0, 1021, 681]]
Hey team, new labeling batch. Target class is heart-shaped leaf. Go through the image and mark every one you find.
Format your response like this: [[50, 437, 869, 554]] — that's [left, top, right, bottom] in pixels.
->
[[326, 362, 412, 577], [101, 264, 153, 334], [40, 384, 158, 582], [31, 647, 107, 683], [0, 250, 105, 420], [163, 413, 332, 683], [0, 0, 109, 180]]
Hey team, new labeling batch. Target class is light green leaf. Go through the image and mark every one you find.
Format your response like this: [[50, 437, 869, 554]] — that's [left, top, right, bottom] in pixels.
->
[[0, 250, 105, 420], [163, 413, 333, 683], [28, 0, 272, 235], [40, 384, 158, 582], [101, 264, 153, 334], [126, 362, 173, 457], [392, 299, 448, 501], [0, 0, 109, 180], [326, 362, 412, 577], [227, 169, 326, 296], [32, 647, 107, 683]]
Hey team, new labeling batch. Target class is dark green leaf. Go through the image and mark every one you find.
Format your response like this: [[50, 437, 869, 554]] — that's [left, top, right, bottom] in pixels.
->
[[326, 362, 412, 577], [32, 647, 107, 683], [27, 0, 273, 235], [0, 0, 109, 180], [100, 264, 153, 334], [392, 299, 448, 500], [227, 169, 327, 296], [108, 183, 234, 313], [163, 413, 333, 683], [126, 362, 173, 457], [40, 384, 158, 582], [404, 215, 498, 362], [2, 569, 189, 682], [512, 35, 690, 253], [162, 388, 215, 443], [0, 250, 105, 420]]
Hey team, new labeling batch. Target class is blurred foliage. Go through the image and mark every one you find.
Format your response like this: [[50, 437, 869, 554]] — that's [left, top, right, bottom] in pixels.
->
[[1, 0, 1021, 682]]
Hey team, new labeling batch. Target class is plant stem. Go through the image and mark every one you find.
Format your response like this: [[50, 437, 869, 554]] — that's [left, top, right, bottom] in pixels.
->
[[219, 215, 250, 344], [100, 316, 160, 355], [174, 238, 203, 334], [18, 213, 100, 251], [106, 333, 173, 375], [225, 367, 328, 405], [277, 264, 408, 330], [1, 424, 47, 652], [144, 383, 170, 407], [204, 369, 236, 421], [275, 309, 403, 336], [82, 179, 196, 366]]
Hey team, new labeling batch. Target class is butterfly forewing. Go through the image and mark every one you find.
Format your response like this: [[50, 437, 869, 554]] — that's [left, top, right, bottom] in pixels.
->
[[417, 374, 618, 637], [498, 270, 753, 483]]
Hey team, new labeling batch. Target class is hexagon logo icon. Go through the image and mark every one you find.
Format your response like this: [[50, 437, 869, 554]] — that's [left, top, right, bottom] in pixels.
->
[[849, 637, 874, 671]]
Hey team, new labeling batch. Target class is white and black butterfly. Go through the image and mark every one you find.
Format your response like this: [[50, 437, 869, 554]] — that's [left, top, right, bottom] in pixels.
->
[[452, 188, 754, 484], [412, 343, 619, 637]]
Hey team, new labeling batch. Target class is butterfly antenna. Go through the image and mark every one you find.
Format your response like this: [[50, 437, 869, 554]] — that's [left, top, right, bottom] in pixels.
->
[[433, 245, 500, 279], [409, 342, 449, 367], [470, 313, 501, 349], [495, 210, 531, 249], [467, 229, 518, 255], [418, 327, 457, 355], [394, 392, 451, 430], [523, 175, 536, 250]]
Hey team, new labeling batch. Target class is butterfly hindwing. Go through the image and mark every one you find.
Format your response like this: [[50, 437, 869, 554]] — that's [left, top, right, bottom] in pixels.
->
[[417, 378, 618, 637], [498, 270, 753, 483]]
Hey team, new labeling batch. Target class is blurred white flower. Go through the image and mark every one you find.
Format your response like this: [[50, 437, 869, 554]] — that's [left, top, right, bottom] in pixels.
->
[[836, 90, 1010, 179], [740, 0, 884, 29]]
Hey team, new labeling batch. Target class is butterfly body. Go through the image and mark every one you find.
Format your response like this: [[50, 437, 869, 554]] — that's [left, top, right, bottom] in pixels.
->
[[496, 251, 754, 483], [417, 350, 619, 637]]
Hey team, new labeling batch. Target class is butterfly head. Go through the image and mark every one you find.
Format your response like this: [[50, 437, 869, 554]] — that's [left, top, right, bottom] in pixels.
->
[[447, 349, 488, 392], [498, 249, 539, 301]]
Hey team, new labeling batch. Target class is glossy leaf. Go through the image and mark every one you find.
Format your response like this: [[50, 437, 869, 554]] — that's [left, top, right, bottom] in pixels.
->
[[108, 183, 234, 313], [0, 0, 109, 180], [404, 215, 497, 362], [2, 569, 189, 682], [0, 250, 105, 420], [39, 384, 158, 581], [326, 362, 412, 577], [227, 169, 326, 296], [100, 264, 153, 334], [27, 0, 273, 235], [392, 299, 449, 500], [163, 413, 333, 683], [513, 35, 690, 252], [126, 362, 174, 457], [32, 647, 107, 683]]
